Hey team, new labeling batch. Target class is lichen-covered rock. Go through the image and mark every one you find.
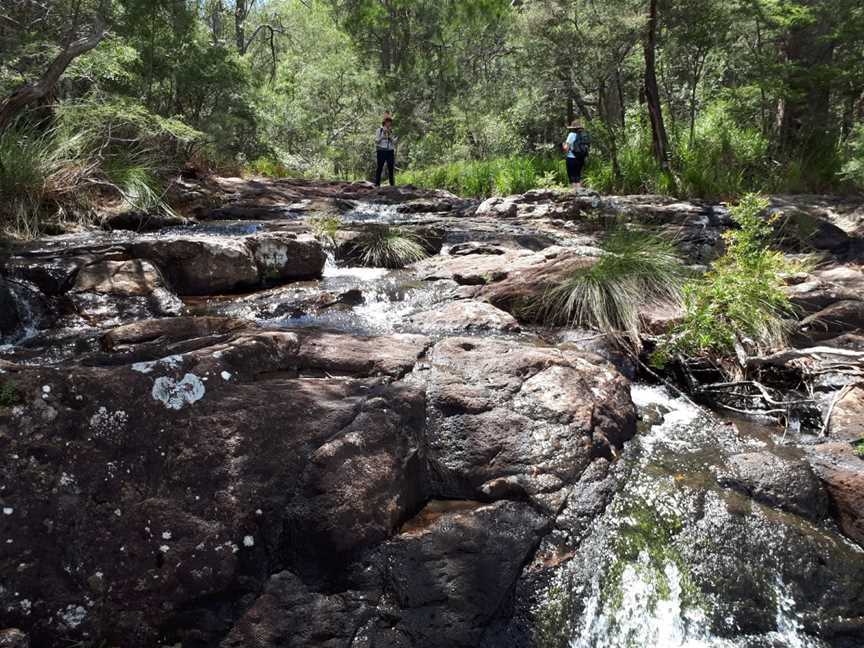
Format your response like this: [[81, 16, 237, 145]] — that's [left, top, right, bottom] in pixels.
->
[[246, 232, 327, 283], [0, 330, 428, 647]]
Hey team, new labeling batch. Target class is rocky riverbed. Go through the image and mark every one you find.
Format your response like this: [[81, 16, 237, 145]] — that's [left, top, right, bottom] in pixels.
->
[[0, 176, 862, 648]]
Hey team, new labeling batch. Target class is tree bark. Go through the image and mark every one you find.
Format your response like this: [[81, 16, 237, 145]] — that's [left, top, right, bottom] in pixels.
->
[[0, 20, 107, 131], [644, 0, 671, 169]]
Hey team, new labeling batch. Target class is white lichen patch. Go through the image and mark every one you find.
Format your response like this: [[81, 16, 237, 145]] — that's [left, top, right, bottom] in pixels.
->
[[152, 373, 206, 410], [221, 371, 232, 381], [162, 531, 172, 540], [159, 545, 170, 553], [89, 407, 128, 438], [41, 385, 51, 394], [59, 472, 76, 487], [58, 603, 87, 628], [2, 507, 12, 515], [132, 354, 185, 375], [243, 535, 255, 547]]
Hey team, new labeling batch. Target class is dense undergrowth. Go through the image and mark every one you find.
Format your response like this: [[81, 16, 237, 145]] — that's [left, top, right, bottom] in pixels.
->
[[400, 106, 859, 200], [655, 194, 799, 364]]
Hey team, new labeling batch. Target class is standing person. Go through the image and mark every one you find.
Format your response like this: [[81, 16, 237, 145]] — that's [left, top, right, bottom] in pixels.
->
[[374, 113, 398, 187], [563, 121, 591, 189]]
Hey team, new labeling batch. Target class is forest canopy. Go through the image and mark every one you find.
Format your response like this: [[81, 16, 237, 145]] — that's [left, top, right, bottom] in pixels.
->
[[1, 0, 864, 218]]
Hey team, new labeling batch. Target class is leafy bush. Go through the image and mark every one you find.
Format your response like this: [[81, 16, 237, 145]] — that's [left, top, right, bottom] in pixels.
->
[[655, 194, 796, 363], [349, 225, 429, 269], [530, 228, 688, 339], [840, 124, 864, 190]]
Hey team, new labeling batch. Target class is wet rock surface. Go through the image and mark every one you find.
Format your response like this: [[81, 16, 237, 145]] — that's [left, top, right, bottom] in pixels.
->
[[716, 451, 830, 520], [1, 178, 863, 648]]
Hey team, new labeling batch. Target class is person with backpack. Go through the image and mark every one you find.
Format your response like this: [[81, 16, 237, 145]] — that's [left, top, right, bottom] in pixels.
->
[[374, 113, 398, 187], [563, 121, 591, 189]]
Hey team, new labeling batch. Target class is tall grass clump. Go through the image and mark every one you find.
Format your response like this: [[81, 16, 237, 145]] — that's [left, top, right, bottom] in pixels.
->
[[101, 152, 174, 215], [0, 128, 61, 235], [532, 228, 688, 340], [350, 225, 429, 269], [654, 194, 796, 364]]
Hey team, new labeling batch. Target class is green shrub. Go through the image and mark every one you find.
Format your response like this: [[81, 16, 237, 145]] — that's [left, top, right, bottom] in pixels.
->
[[349, 225, 429, 269], [853, 439, 864, 458], [309, 214, 342, 250], [655, 194, 796, 363], [530, 228, 688, 339], [401, 155, 567, 198]]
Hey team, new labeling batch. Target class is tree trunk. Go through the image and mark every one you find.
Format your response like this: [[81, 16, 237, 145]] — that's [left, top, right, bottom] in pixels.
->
[[644, 0, 671, 169], [0, 21, 107, 131], [235, 0, 248, 54]]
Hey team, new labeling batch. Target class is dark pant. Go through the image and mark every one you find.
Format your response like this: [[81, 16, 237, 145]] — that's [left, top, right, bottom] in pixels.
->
[[566, 154, 587, 184], [375, 149, 396, 186]]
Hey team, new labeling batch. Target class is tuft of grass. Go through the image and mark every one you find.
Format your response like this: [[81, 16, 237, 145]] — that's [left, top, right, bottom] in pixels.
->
[[309, 213, 342, 250], [853, 439, 864, 458], [101, 152, 173, 216], [0, 127, 61, 235], [654, 194, 797, 364], [350, 225, 430, 269], [532, 228, 687, 339]]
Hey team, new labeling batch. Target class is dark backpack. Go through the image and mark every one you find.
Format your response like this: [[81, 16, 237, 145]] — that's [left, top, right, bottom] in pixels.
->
[[574, 131, 591, 155]]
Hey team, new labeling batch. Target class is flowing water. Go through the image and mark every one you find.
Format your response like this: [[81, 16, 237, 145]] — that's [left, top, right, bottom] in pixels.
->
[[537, 385, 864, 648]]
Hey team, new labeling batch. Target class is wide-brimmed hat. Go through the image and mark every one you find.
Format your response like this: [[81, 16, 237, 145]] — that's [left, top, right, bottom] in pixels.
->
[[567, 120, 584, 130]]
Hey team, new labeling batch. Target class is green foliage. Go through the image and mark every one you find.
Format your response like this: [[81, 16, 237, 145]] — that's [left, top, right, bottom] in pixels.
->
[[350, 225, 429, 269], [0, 380, 19, 407], [853, 439, 864, 458], [309, 214, 343, 250], [655, 194, 796, 363], [401, 156, 567, 197], [840, 125, 864, 188], [529, 229, 688, 339]]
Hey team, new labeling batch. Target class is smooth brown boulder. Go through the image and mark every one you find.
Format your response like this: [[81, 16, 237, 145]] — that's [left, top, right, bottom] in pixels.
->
[[419, 336, 635, 510]]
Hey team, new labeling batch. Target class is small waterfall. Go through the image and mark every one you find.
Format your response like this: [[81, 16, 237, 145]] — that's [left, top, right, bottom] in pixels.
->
[[535, 384, 835, 648], [570, 552, 717, 648], [0, 278, 40, 345]]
